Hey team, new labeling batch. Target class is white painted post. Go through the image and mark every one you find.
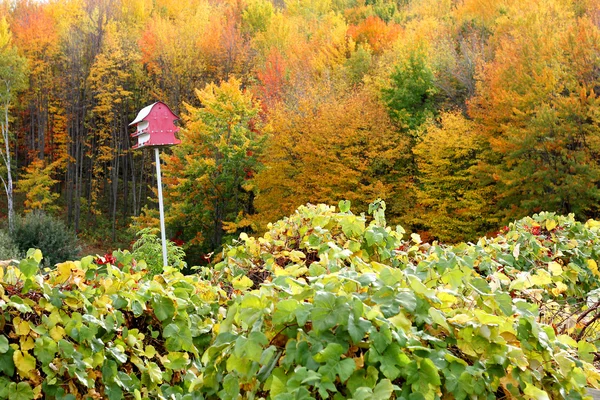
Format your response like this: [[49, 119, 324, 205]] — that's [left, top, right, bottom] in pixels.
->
[[155, 147, 168, 268]]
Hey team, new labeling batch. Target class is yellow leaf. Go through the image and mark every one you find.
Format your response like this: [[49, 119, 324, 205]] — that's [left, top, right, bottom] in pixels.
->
[[551, 281, 567, 296], [55, 261, 75, 283], [437, 291, 457, 307], [507, 347, 529, 371], [49, 326, 65, 341], [14, 318, 30, 336], [548, 261, 562, 276], [388, 312, 412, 331], [585, 219, 600, 230], [20, 336, 34, 352], [473, 310, 502, 325], [64, 298, 81, 309], [33, 384, 42, 399], [448, 314, 473, 325], [289, 250, 306, 263], [545, 219, 557, 231], [531, 270, 552, 286], [13, 349, 36, 377], [145, 345, 156, 359], [524, 383, 549, 400], [232, 275, 254, 290], [587, 260, 600, 277], [411, 233, 422, 244]]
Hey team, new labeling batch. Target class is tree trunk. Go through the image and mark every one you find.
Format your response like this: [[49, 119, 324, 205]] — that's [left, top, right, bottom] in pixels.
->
[[1, 101, 14, 233]]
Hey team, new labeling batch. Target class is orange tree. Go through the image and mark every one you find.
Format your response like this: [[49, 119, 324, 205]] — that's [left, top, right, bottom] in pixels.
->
[[469, 2, 600, 220], [252, 89, 413, 232]]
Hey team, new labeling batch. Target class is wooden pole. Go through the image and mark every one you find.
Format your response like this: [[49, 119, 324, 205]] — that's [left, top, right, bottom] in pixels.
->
[[155, 147, 168, 268]]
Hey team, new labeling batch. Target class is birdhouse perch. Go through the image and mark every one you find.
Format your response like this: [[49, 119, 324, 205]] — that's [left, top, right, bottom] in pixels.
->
[[129, 101, 181, 149], [130, 101, 181, 268]]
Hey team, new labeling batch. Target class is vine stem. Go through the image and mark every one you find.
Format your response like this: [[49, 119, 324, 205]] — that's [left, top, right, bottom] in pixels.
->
[[269, 323, 298, 346]]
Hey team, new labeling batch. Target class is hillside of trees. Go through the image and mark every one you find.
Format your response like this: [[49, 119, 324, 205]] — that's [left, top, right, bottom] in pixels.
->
[[0, 0, 599, 262]]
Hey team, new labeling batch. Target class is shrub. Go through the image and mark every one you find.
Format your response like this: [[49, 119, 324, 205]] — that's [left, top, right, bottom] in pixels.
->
[[0, 249, 220, 399], [0, 229, 20, 260], [211, 202, 600, 399], [0, 202, 599, 399], [131, 228, 187, 275], [11, 211, 80, 267]]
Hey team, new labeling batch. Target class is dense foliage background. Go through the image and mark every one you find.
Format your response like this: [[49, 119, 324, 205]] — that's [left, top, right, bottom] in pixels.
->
[[0, 0, 599, 261]]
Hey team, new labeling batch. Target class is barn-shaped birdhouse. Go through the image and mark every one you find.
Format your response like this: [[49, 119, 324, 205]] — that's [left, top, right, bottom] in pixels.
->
[[129, 101, 181, 149]]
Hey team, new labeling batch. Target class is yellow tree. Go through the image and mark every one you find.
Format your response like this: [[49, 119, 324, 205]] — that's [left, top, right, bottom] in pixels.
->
[[413, 111, 497, 242], [87, 21, 144, 239], [16, 157, 59, 213], [140, 8, 211, 113]]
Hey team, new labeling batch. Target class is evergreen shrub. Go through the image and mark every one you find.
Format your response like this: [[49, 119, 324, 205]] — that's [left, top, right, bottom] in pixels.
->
[[11, 211, 80, 267], [0, 229, 20, 260]]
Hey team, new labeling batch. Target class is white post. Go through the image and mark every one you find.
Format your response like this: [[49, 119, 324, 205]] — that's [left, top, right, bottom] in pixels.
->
[[155, 147, 168, 268]]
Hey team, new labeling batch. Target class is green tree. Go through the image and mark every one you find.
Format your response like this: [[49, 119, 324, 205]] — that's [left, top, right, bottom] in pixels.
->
[[0, 18, 28, 232], [381, 47, 437, 134], [162, 77, 263, 253]]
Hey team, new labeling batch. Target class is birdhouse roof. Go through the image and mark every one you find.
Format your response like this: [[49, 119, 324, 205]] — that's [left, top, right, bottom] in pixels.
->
[[129, 101, 179, 126]]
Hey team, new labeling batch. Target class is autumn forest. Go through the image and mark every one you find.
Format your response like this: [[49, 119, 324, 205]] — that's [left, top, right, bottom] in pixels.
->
[[0, 0, 599, 263]]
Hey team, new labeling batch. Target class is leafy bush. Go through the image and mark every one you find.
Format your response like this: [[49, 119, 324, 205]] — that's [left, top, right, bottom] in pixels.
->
[[131, 228, 187, 275], [209, 203, 600, 399], [0, 202, 600, 399], [0, 229, 20, 260], [11, 211, 80, 267]]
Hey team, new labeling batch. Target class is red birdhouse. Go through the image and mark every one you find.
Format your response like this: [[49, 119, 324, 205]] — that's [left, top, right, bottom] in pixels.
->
[[130, 101, 181, 149]]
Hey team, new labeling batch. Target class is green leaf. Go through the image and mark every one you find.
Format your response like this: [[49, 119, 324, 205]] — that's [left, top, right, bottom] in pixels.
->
[[8, 382, 33, 400], [26, 249, 43, 264], [220, 374, 240, 400], [164, 352, 189, 370], [147, 362, 163, 384], [129, 300, 143, 317], [314, 343, 344, 363], [34, 336, 57, 364], [365, 227, 384, 247], [372, 379, 394, 400], [152, 296, 175, 322], [348, 314, 371, 343], [338, 200, 351, 213], [0, 376, 10, 398], [0, 349, 15, 377], [107, 346, 127, 364], [105, 383, 123, 400], [419, 358, 441, 386], [273, 299, 299, 325], [311, 292, 342, 333], [0, 335, 8, 353], [578, 340, 596, 363], [396, 291, 417, 313], [18, 258, 38, 279], [523, 383, 549, 400], [336, 358, 355, 382], [8, 296, 32, 313]]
